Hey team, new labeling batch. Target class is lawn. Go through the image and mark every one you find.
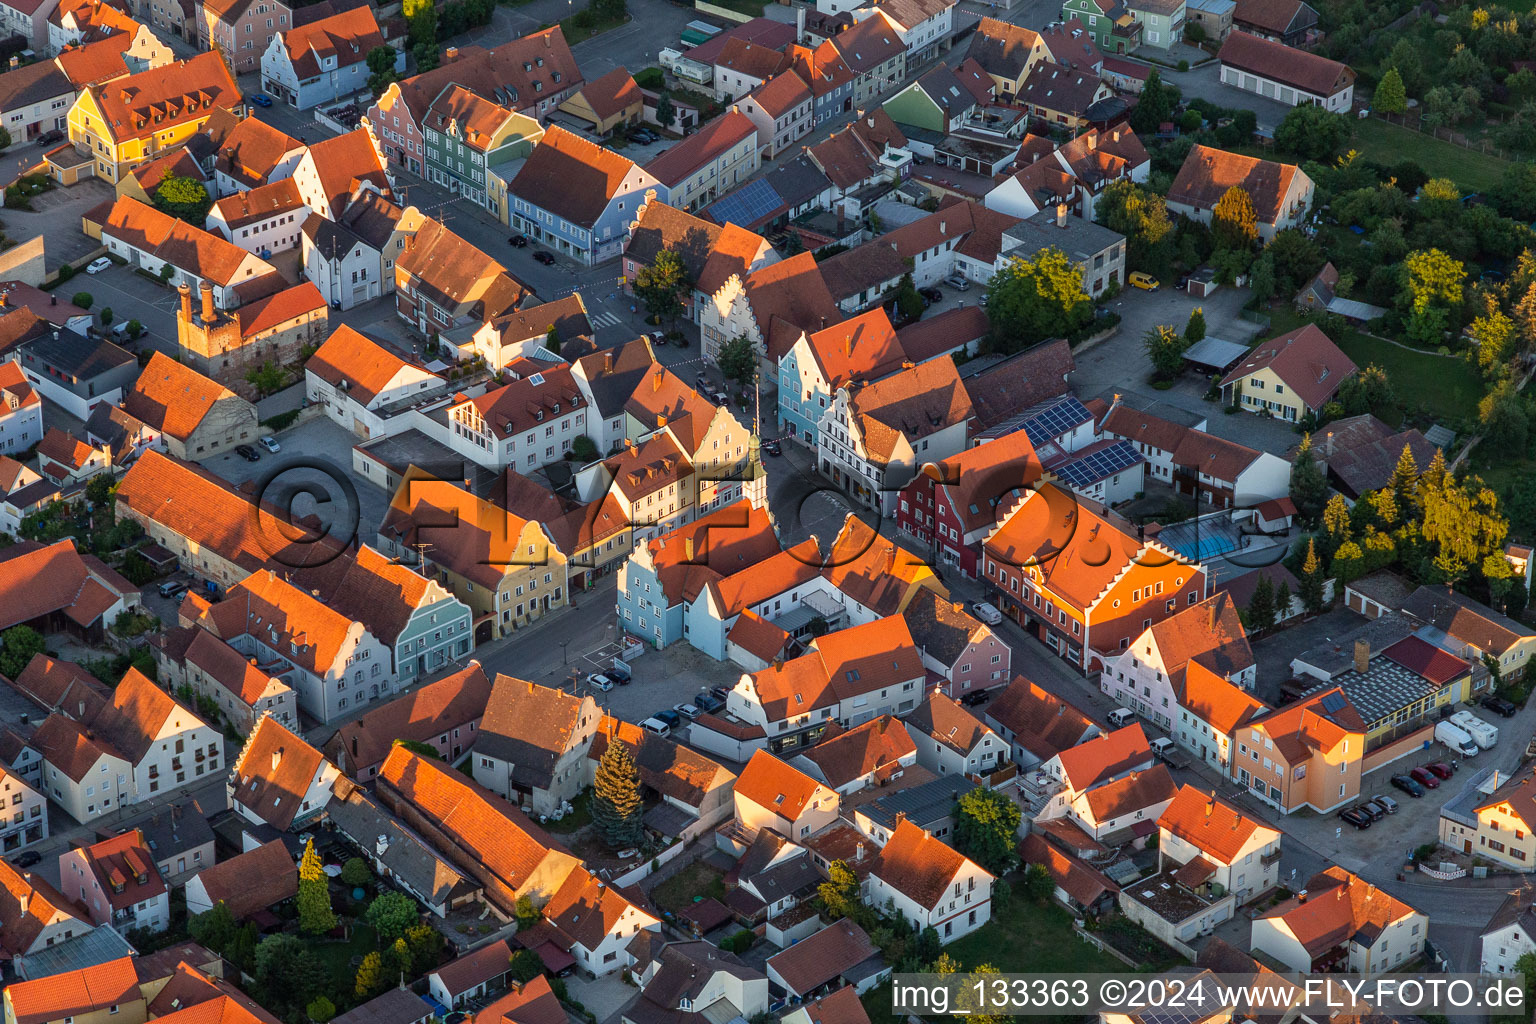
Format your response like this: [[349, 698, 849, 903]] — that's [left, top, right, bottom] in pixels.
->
[[313, 924, 380, 994], [1327, 331, 1483, 427], [700, 0, 764, 14], [649, 861, 726, 914], [1352, 118, 1511, 193], [542, 790, 592, 834]]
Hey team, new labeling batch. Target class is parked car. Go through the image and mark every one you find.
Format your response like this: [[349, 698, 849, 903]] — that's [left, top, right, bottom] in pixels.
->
[[157, 580, 188, 599], [533, 250, 556, 265], [640, 717, 670, 737], [34, 129, 63, 146], [1409, 766, 1441, 789], [629, 128, 657, 143], [10, 850, 41, 867], [1391, 773, 1426, 797], [970, 601, 1004, 625], [1129, 271, 1160, 291], [508, 234, 529, 247], [919, 286, 943, 305], [248, 93, 273, 107], [693, 692, 723, 714], [946, 274, 970, 291], [609, 664, 631, 684], [259, 436, 280, 453], [1338, 806, 1373, 829], [708, 686, 729, 703], [960, 689, 992, 707], [673, 702, 701, 720], [655, 709, 682, 728], [1353, 801, 1384, 821], [762, 438, 782, 457], [588, 673, 619, 691], [1481, 695, 1519, 718], [87, 257, 113, 274], [234, 444, 260, 461], [1422, 761, 1454, 779], [1370, 795, 1399, 815]]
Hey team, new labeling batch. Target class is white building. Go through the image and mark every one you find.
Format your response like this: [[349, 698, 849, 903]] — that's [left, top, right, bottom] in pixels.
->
[[1480, 890, 1536, 975], [864, 819, 992, 942], [205, 179, 308, 257], [732, 750, 841, 841], [1158, 785, 1280, 905], [229, 715, 341, 835], [306, 325, 445, 441], [1251, 866, 1427, 976], [0, 361, 44, 458], [57, 830, 170, 934], [1099, 593, 1255, 732], [0, 764, 47, 853]]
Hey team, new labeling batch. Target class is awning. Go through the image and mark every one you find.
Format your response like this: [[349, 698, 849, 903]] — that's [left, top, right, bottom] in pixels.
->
[[532, 941, 576, 974]]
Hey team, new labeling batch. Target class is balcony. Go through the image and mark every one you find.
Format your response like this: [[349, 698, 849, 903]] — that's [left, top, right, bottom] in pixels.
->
[[1261, 849, 1281, 867]]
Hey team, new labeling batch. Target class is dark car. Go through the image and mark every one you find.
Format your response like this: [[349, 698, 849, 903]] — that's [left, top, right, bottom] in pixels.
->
[[34, 129, 63, 146], [235, 444, 260, 461], [655, 709, 682, 728], [11, 850, 41, 867], [1409, 766, 1441, 789], [709, 686, 729, 702], [1423, 761, 1454, 779], [1391, 773, 1426, 797], [693, 692, 723, 714], [629, 128, 657, 143], [960, 689, 992, 707], [533, 250, 556, 265], [248, 93, 273, 107], [1338, 806, 1373, 830], [508, 234, 528, 247], [157, 580, 188, 599], [609, 664, 631, 684], [919, 286, 943, 305], [1353, 801, 1384, 821], [1482, 695, 1519, 718], [1368, 795, 1399, 815], [762, 438, 782, 457]]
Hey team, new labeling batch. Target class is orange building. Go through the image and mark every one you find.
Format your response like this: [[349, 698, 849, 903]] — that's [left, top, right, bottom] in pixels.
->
[[1235, 687, 1365, 814]]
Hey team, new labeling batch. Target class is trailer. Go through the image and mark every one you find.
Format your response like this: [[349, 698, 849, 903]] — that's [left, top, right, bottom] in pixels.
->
[[1434, 720, 1479, 757], [1450, 710, 1498, 749], [659, 47, 713, 85]]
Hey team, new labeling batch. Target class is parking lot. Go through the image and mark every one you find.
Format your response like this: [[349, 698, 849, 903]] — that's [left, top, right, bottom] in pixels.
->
[[73, 262, 183, 346]]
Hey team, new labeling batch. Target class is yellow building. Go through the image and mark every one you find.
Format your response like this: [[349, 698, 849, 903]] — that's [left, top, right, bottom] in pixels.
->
[[967, 17, 1048, 100], [67, 51, 241, 184], [1219, 323, 1357, 422], [1439, 768, 1536, 871]]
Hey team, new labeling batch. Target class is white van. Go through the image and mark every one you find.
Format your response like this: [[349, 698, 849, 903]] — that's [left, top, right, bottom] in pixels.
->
[[970, 601, 1004, 626], [1107, 707, 1136, 728], [640, 717, 671, 737]]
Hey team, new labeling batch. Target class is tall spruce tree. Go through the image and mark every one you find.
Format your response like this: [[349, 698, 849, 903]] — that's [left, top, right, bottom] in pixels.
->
[[1290, 434, 1329, 527], [591, 742, 643, 848], [1299, 538, 1326, 613], [1388, 443, 1420, 510], [297, 838, 335, 934], [1248, 574, 1277, 631], [1274, 579, 1294, 621]]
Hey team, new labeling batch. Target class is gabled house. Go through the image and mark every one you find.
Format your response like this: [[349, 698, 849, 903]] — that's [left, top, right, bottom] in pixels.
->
[[555, 66, 642, 137], [765, 918, 881, 999], [1167, 144, 1314, 242], [229, 714, 340, 834], [428, 940, 512, 1010], [325, 662, 490, 781], [0, 540, 140, 644], [1064, 763, 1177, 840], [1158, 784, 1280, 905], [829, 10, 906, 104], [1, 958, 140, 1024], [300, 193, 426, 311], [1217, 323, 1355, 422], [622, 197, 777, 329], [376, 745, 580, 915], [882, 61, 989, 134], [102, 196, 276, 309], [198, 0, 290, 72], [1402, 586, 1536, 683], [205, 177, 308, 256], [643, 109, 758, 213], [700, 250, 840, 374], [305, 324, 444, 439], [900, 589, 1012, 696], [822, 513, 948, 622], [586, 717, 737, 838], [522, 866, 661, 975], [1479, 887, 1536, 975], [0, 764, 47, 853], [894, 429, 1038, 578], [903, 693, 1003, 777], [183, 838, 296, 919], [505, 124, 664, 266], [788, 41, 854, 127], [442, 357, 586, 472], [864, 818, 992, 942], [1174, 661, 1269, 774], [983, 676, 1099, 767], [739, 70, 813, 159], [122, 351, 258, 461], [1252, 866, 1426, 975], [0, 59, 75, 144], [1100, 592, 1255, 731], [1060, 0, 1142, 52], [424, 87, 541, 212], [207, 113, 305, 196], [777, 308, 906, 446], [1235, 688, 1364, 814], [733, 749, 840, 841], [35, 428, 111, 487], [260, 6, 392, 110], [0, 858, 93, 963], [1218, 29, 1352, 111], [395, 218, 528, 333], [291, 128, 392, 222], [628, 939, 768, 1024], [1015, 60, 1111, 129], [57, 828, 168, 933], [1034, 722, 1155, 818], [792, 715, 916, 796], [712, 37, 791, 102], [1099, 399, 1290, 507], [966, 17, 1046, 100], [861, 0, 954, 61], [1440, 765, 1536, 873], [472, 675, 599, 816], [453, 294, 592, 370]]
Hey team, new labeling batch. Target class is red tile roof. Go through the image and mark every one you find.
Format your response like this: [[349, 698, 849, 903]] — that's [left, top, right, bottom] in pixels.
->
[[1217, 324, 1357, 411], [0, 539, 136, 634], [1258, 865, 1418, 956], [87, 52, 239, 145], [306, 324, 435, 405], [765, 918, 877, 995], [735, 749, 829, 820], [869, 818, 983, 909], [5, 957, 138, 1024], [1053, 723, 1153, 791], [1217, 30, 1352, 98], [1381, 634, 1470, 686], [508, 124, 640, 231], [797, 715, 915, 789], [1080, 766, 1176, 825], [1178, 660, 1268, 736], [1020, 832, 1116, 907], [803, 308, 906, 389], [1159, 784, 1274, 864], [75, 829, 166, 912], [124, 351, 243, 442], [278, 5, 383, 77], [1169, 143, 1306, 227], [324, 663, 492, 777], [189, 839, 296, 920], [644, 110, 757, 188], [230, 715, 330, 830], [0, 858, 88, 958]]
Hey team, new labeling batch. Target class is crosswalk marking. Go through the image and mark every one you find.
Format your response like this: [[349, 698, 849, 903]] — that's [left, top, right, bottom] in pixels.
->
[[588, 311, 622, 329]]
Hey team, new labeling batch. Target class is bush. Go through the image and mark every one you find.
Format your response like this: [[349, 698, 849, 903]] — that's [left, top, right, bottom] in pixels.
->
[[56, 263, 74, 282], [720, 931, 754, 954], [261, 409, 300, 430], [72, 291, 93, 309], [126, 319, 143, 339], [99, 307, 113, 326], [634, 67, 664, 91], [339, 858, 371, 887], [1177, 59, 1189, 71]]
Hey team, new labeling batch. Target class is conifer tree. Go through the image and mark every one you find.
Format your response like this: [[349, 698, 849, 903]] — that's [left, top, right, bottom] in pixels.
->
[[1290, 434, 1328, 527], [297, 838, 335, 935], [355, 952, 383, 999], [1184, 306, 1206, 345], [591, 743, 643, 848], [1248, 574, 1276, 632], [1321, 494, 1352, 557], [1389, 443, 1420, 510], [1274, 580, 1293, 622], [1299, 538, 1326, 613]]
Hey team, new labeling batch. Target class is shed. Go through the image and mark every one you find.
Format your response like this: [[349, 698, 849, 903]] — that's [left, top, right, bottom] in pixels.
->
[[1182, 336, 1249, 374]]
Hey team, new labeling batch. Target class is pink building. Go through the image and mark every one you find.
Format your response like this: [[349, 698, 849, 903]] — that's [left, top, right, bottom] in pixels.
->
[[200, 0, 290, 73], [901, 589, 1013, 698]]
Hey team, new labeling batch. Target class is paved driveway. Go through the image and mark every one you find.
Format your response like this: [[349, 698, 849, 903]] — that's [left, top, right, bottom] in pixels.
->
[[1157, 61, 1298, 131], [5, 178, 114, 270], [73, 263, 181, 344]]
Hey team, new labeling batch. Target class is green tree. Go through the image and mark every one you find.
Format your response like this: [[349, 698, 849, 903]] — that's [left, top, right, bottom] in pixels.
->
[[544, 325, 562, 357], [387, 937, 412, 982], [355, 951, 384, 1000], [592, 741, 644, 848], [1128, 70, 1178, 135], [405, 923, 444, 974], [1019, 863, 1054, 903], [508, 948, 544, 984], [1420, 177, 1460, 203], [1389, 443, 1420, 509], [403, 0, 436, 46], [1248, 573, 1276, 631], [254, 934, 325, 1007], [307, 997, 336, 1023], [340, 858, 371, 887], [1337, 364, 1394, 417], [1331, 540, 1366, 584], [633, 247, 691, 328], [1401, 247, 1465, 318], [0, 625, 45, 679], [126, 319, 143, 340], [1274, 579, 1293, 620], [1386, 38, 1424, 95], [818, 859, 863, 920], [1184, 306, 1206, 346], [245, 360, 284, 396], [1274, 105, 1351, 161], [953, 786, 1021, 875], [297, 838, 335, 934], [1375, 67, 1407, 115], [569, 435, 599, 463], [72, 291, 93, 309], [1478, 378, 1530, 457], [365, 891, 420, 943], [153, 174, 212, 224], [1471, 309, 1515, 378], [188, 902, 237, 953], [0, 127, 11, 153], [1299, 537, 1326, 613], [1322, 493, 1353, 556], [1096, 180, 1173, 271], [960, 964, 1008, 1024], [985, 248, 1093, 353], [99, 307, 113, 327], [1289, 434, 1329, 527], [515, 894, 539, 926], [1211, 185, 1258, 252], [366, 46, 400, 96], [655, 93, 676, 129], [717, 334, 757, 390], [391, 738, 439, 759], [891, 271, 924, 322], [1143, 324, 1189, 381]]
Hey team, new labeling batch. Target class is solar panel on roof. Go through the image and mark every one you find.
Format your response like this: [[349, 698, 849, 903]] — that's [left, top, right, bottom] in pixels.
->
[[1051, 441, 1142, 489], [705, 178, 783, 228], [1020, 395, 1092, 444], [1321, 692, 1347, 713]]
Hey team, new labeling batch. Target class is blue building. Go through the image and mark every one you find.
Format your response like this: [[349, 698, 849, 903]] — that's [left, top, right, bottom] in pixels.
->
[[503, 125, 667, 266], [777, 308, 907, 445], [260, 7, 399, 111]]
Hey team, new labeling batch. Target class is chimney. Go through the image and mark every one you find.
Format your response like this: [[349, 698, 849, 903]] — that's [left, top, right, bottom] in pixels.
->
[[6, 54, 15, 69], [445, 45, 459, 61], [1209, 601, 1217, 633], [855, 841, 865, 861], [1205, 798, 1213, 817], [731, 104, 739, 114], [657, 413, 667, 428], [1112, 128, 1121, 143], [652, 368, 663, 392], [684, 537, 694, 561], [1353, 640, 1370, 674], [18, 891, 27, 915], [604, 350, 614, 372], [199, 280, 215, 322], [271, 747, 283, 771], [178, 282, 192, 321], [1325, 431, 1335, 456], [1055, 203, 1067, 228]]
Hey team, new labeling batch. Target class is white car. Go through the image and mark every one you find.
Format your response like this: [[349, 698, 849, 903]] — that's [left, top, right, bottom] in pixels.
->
[[673, 702, 702, 720], [970, 601, 1004, 625], [86, 257, 112, 275], [588, 675, 614, 692], [259, 436, 281, 453]]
